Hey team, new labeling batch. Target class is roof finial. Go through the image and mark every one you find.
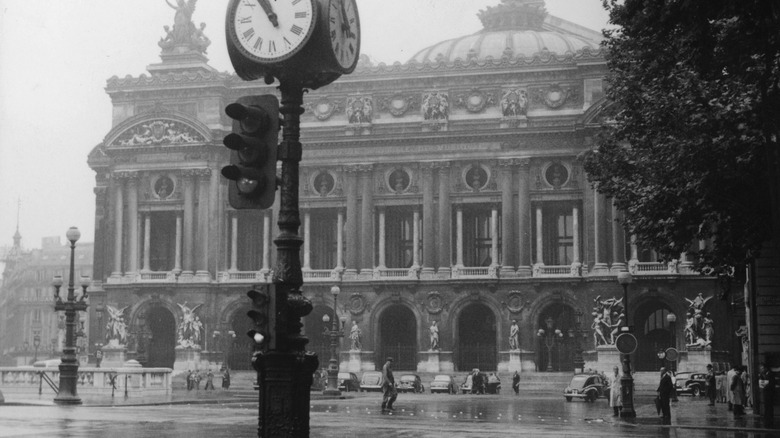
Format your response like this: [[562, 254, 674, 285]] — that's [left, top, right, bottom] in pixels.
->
[[12, 197, 22, 247], [478, 0, 547, 31]]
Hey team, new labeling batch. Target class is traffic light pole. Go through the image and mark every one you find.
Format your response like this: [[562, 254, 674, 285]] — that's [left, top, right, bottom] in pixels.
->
[[254, 81, 318, 438]]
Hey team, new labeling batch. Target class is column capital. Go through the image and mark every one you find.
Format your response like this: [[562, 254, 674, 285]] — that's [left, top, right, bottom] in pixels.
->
[[420, 162, 437, 172], [343, 165, 361, 174], [498, 158, 515, 169], [356, 164, 374, 174], [433, 161, 451, 170], [193, 168, 212, 178], [514, 158, 531, 169], [113, 171, 139, 181]]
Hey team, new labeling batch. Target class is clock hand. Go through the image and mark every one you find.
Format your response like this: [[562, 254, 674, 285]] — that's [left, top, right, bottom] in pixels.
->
[[257, 0, 279, 27]]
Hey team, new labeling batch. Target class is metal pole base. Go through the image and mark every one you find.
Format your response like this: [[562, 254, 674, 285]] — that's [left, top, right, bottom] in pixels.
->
[[256, 350, 318, 437], [53, 395, 83, 405]]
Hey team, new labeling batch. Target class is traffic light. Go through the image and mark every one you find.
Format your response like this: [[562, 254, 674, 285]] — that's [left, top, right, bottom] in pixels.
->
[[222, 95, 280, 209], [247, 284, 275, 352]]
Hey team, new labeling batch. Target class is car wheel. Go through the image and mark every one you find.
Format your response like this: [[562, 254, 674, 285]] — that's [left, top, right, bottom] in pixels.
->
[[565, 396, 572, 402], [692, 386, 701, 397]]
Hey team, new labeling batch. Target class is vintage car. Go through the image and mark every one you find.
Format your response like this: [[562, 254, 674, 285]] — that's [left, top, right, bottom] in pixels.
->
[[396, 374, 424, 393], [429, 375, 458, 394], [675, 371, 707, 397], [563, 373, 608, 402], [360, 371, 384, 392], [460, 372, 488, 394], [338, 372, 360, 392]]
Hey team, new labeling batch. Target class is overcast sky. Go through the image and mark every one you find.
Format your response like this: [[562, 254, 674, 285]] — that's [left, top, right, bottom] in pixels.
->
[[0, 0, 609, 250]]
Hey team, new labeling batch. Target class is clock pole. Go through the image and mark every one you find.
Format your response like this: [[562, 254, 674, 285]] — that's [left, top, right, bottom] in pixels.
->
[[254, 80, 318, 438]]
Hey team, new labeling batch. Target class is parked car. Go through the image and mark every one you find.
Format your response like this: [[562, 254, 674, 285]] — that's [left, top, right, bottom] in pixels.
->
[[397, 374, 424, 393], [33, 359, 61, 368], [338, 372, 360, 392], [360, 371, 384, 392], [675, 371, 707, 397], [460, 374, 473, 394], [563, 373, 608, 402], [429, 375, 458, 394]]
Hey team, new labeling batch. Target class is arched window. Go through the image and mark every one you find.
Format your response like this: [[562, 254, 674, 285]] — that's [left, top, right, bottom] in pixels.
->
[[643, 308, 671, 335]]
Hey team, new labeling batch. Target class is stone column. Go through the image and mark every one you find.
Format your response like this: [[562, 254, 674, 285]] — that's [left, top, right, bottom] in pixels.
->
[[592, 189, 609, 274], [610, 202, 627, 272], [359, 165, 374, 276], [491, 205, 499, 268], [412, 209, 420, 269], [111, 175, 125, 278], [535, 206, 544, 266], [229, 212, 238, 272], [127, 174, 139, 275], [303, 209, 311, 270], [455, 205, 464, 267], [516, 159, 532, 276], [377, 207, 386, 269], [174, 214, 182, 274], [436, 162, 451, 275], [181, 170, 195, 276], [196, 169, 211, 279], [572, 206, 581, 264], [336, 209, 345, 270], [345, 166, 359, 276], [142, 213, 151, 272], [421, 163, 436, 276], [499, 160, 515, 276]]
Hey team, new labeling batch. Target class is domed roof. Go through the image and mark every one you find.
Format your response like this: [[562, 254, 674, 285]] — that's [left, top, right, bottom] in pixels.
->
[[409, 0, 601, 64]]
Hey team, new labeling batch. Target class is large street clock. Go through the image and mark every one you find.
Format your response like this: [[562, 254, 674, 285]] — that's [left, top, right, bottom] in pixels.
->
[[226, 0, 361, 89]]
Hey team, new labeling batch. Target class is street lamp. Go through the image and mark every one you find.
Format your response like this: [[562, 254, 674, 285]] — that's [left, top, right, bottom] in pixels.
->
[[33, 334, 41, 363], [666, 312, 677, 371], [53, 226, 88, 405], [322, 285, 346, 396], [616, 271, 636, 418], [537, 316, 563, 372], [213, 329, 236, 370], [572, 310, 586, 373]]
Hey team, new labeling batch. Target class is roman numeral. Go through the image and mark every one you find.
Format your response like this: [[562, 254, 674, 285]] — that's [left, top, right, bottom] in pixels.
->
[[295, 11, 308, 19], [254, 37, 263, 51], [292, 0, 301, 4], [283, 37, 292, 48], [239, 16, 252, 24], [269, 40, 277, 53], [349, 43, 355, 54], [243, 28, 255, 40], [290, 24, 303, 36], [242, 0, 255, 7], [330, 17, 336, 23]]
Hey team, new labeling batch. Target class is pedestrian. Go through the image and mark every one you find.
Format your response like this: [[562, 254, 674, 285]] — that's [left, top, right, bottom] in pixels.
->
[[759, 362, 775, 428], [727, 364, 737, 411], [731, 366, 747, 417], [512, 371, 520, 395], [487, 373, 500, 394], [194, 370, 202, 390], [381, 357, 397, 412], [657, 367, 674, 424], [204, 369, 215, 391], [705, 364, 717, 406], [222, 367, 231, 390], [186, 370, 193, 391], [609, 366, 622, 416]]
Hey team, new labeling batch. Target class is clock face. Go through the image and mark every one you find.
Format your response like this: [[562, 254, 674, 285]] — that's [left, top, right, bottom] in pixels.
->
[[328, 0, 360, 70], [228, 0, 316, 63]]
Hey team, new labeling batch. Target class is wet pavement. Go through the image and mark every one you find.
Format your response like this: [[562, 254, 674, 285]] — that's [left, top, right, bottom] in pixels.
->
[[0, 390, 777, 437]]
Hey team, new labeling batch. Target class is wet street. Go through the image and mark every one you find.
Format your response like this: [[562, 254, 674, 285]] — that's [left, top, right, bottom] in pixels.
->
[[0, 391, 777, 437]]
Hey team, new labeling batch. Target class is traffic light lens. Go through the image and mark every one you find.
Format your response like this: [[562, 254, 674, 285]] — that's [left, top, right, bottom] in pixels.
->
[[237, 177, 260, 194]]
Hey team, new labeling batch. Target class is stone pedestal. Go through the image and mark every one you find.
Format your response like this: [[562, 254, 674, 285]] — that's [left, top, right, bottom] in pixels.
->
[[174, 347, 202, 371], [340, 350, 376, 372], [498, 350, 524, 373], [416, 350, 454, 373], [680, 347, 720, 371], [101, 346, 127, 369], [586, 345, 621, 373]]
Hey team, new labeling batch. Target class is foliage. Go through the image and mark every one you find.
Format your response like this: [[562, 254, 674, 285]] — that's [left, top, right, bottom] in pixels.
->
[[585, 0, 780, 275]]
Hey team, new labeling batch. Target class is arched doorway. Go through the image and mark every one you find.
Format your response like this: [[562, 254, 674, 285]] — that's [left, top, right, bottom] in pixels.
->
[[377, 305, 417, 371], [303, 305, 333, 368], [536, 304, 575, 372], [143, 306, 176, 368], [634, 301, 674, 372], [457, 303, 497, 371], [228, 308, 255, 371]]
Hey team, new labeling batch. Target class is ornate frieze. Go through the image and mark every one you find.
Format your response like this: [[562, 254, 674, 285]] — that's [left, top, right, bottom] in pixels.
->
[[346, 96, 374, 124], [422, 91, 449, 121], [453, 89, 496, 113], [304, 96, 342, 121], [500, 88, 529, 117], [531, 84, 580, 109], [111, 119, 206, 146]]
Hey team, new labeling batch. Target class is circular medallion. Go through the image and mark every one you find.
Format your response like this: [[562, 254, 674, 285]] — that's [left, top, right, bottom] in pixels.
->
[[465, 91, 486, 113], [348, 294, 366, 315], [665, 347, 679, 362], [506, 292, 525, 313], [425, 292, 443, 314], [313, 98, 336, 121], [388, 95, 409, 117]]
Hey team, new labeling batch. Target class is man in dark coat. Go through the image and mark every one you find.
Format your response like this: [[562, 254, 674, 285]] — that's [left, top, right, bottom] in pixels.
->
[[381, 357, 397, 411], [759, 362, 775, 428], [705, 364, 717, 406], [657, 367, 674, 424], [512, 371, 520, 395]]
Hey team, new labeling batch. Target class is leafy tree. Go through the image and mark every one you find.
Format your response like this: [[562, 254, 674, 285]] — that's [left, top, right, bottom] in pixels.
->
[[585, 0, 780, 276]]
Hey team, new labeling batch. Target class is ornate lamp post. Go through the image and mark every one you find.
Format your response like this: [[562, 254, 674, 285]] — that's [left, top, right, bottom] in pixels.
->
[[666, 312, 677, 371], [322, 285, 346, 396], [571, 310, 586, 373], [32, 334, 41, 363], [537, 316, 563, 372], [617, 271, 636, 418], [52, 227, 89, 405]]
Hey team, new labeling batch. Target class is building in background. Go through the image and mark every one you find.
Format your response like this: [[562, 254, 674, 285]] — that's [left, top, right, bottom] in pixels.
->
[[0, 231, 93, 366], [86, 0, 738, 374]]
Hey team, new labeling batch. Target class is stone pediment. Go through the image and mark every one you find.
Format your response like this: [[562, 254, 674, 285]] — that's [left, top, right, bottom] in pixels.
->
[[104, 112, 211, 148]]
